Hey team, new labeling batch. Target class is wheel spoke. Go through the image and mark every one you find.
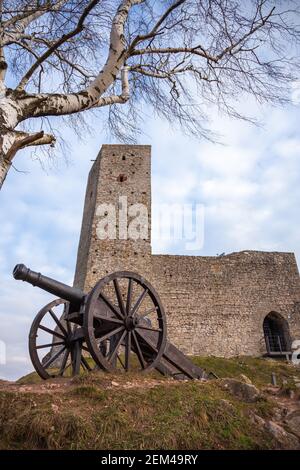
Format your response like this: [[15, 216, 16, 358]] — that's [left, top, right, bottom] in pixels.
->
[[126, 278, 133, 316], [132, 331, 146, 369], [130, 288, 148, 317], [108, 330, 127, 364], [117, 354, 126, 370], [66, 318, 72, 335], [36, 341, 65, 349], [113, 279, 126, 317], [125, 331, 131, 371], [38, 324, 65, 340], [136, 325, 162, 333], [138, 306, 157, 319], [59, 349, 70, 376], [97, 325, 125, 343], [81, 355, 92, 371], [49, 309, 68, 336], [59, 359, 72, 378], [43, 346, 66, 369], [99, 292, 124, 320], [93, 312, 123, 324]]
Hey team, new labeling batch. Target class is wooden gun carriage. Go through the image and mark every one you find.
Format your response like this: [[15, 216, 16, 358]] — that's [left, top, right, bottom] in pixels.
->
[[13, 264, 206, 380]]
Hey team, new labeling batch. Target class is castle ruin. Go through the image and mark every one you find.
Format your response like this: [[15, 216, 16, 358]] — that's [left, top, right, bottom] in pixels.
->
[[74, 145, 300, 357]]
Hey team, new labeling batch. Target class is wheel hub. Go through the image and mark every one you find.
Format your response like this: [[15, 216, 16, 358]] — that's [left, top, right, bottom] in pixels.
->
[[124, 315, 139, 331]]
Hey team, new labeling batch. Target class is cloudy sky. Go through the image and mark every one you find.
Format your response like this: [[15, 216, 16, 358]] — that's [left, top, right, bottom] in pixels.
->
[[0, 89, 300, 380]]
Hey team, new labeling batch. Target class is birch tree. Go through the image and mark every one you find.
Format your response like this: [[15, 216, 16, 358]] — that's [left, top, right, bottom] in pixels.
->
[[0, 0, 299, 189]]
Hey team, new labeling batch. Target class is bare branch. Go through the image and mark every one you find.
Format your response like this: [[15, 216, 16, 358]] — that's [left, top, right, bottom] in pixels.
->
[[130, 46, 219, 62], [129, 0, 186, 51], [16, 0, 101, 91], [3, 0, 67, 32], [5, 130, 56, 163]]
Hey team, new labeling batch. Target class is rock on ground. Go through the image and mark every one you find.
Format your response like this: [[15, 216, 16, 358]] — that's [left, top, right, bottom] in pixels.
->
[[266, 420, 300, 450], [221, 378, 261, 402], [284, 411, 300, 439]]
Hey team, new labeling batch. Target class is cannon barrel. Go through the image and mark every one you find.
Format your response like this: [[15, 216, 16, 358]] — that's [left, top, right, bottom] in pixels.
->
[[13, 264, 84, 306]]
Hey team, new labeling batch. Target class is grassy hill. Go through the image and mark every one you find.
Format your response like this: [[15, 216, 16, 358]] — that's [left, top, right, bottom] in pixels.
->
[[0, 357, 299, 450]]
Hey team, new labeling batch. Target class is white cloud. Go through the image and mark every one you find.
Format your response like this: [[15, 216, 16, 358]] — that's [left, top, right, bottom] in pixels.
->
[[149, 101, 300, 259], [202, 179, 258, 200]]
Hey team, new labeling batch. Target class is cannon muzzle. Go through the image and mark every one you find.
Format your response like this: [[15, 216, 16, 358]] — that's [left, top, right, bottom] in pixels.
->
[[13, 263, 84, 306]]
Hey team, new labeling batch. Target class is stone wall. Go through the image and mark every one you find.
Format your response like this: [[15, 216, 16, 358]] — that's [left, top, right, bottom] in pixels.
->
[[150, 252, 300, 356], [74, 145, 300, 357]]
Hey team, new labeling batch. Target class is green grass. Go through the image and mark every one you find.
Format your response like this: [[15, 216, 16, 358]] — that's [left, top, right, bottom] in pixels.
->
[[70, 385, 106, 401], [17, 355, 300, 387], [17, 371, 43, 385], [192, 356, 300, 387]]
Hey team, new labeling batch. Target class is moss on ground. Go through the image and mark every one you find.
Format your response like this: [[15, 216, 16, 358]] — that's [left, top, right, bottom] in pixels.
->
[[17, 371, 43, 385], [192, 356, 300, 387]]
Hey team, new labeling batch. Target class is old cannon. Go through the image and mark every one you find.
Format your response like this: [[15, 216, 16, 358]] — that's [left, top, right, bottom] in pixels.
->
[[13, 264, 206, 380]]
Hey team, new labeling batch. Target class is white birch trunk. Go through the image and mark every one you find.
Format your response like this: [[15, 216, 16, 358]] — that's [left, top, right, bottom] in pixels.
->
[[0, 96, 20, 188], [0, 155, 11, 189]]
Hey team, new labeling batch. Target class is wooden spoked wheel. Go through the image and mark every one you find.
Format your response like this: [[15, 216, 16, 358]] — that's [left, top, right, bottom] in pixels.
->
[[29, 299, 97, 379], [84, 272, 167, 372]]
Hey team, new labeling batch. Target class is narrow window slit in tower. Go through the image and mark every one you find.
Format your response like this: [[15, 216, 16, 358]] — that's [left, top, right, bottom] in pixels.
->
[[117, 174, 127, 182]]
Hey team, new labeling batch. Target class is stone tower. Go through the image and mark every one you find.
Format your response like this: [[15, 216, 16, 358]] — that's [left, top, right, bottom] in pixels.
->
[[74, 144, 152, 291]]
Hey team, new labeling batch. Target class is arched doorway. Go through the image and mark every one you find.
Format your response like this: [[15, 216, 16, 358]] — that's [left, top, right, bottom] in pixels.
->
[[263, 312, 291, 355]]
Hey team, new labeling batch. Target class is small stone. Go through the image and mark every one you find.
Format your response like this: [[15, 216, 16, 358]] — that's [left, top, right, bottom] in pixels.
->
[[111, 381, 119, 386], [266, 420, 300, 449], [221, 378, 261, 402], [219, 399, 235, 412], [47, 383, 60, 389], [288, 390, 296, 400], [272, 407, 284, 421], [251, 413, 266, 427], [51, 403, 59, 413], [284, 411, 300, 438], [264, 386, 279, 395], [239, 374, 253, 385]]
